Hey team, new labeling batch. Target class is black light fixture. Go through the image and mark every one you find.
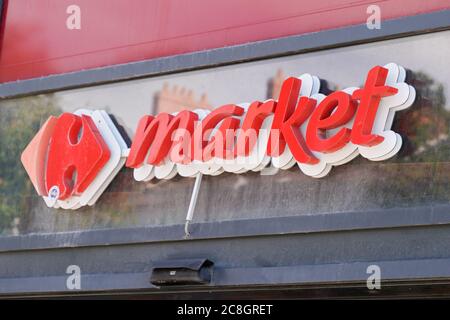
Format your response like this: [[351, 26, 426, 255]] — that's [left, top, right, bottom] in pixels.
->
[[150, 258, 214, 286]]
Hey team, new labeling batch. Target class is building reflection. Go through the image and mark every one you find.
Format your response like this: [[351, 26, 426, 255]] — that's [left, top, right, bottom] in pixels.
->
[[154, 83, 212, 114]]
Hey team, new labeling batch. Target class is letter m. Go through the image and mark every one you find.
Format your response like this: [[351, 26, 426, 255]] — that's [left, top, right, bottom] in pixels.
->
[[126, 111, 198, 168]]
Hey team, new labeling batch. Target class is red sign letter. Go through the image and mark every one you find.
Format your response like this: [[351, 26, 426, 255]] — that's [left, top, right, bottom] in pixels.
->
[[267, 77, 300, 157], [236, 100, 276, 157], [193, 104, 244, 161], [126, 111, 198, 168], [351, 66, 398, 146], [281, 96, 318, 163], [307, 91, 357, 153]]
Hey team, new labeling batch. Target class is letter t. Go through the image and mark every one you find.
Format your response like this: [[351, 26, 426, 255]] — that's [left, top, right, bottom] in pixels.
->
[[351, 66, 398, 146]]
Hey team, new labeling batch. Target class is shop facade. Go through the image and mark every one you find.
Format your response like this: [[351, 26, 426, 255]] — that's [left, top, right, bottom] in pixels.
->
[[1, 1, 450, 298]]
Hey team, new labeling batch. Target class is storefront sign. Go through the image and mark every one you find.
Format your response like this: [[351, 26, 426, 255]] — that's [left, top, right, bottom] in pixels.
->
[[21, 63, 415, 209]]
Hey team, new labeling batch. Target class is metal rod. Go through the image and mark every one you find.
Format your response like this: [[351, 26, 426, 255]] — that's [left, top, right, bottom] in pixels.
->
[[184, 173, 203, 238]]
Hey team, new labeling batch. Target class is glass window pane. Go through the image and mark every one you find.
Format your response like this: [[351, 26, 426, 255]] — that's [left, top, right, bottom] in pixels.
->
[[1, 30, 450, 236]]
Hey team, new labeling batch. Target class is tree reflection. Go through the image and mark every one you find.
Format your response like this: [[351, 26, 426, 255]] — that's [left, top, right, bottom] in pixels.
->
[[362, 70, 450, 208], [0, 95, 61, 234], [395, 71, 449, 161]]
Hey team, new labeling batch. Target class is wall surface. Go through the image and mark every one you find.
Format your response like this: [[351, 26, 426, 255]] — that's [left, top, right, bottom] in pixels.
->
[[0, 0, 449, 82]]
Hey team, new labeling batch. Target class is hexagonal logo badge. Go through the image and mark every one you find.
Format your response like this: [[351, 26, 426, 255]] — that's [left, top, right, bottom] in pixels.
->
[[21, 109, 129, 210]]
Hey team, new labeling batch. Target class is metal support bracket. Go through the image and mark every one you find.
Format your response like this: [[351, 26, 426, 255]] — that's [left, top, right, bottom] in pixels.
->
[[184, 173, 203, 238]]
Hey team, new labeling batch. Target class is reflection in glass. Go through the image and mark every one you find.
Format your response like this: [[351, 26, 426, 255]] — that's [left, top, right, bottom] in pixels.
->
[[1, 30, 450, 236]]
